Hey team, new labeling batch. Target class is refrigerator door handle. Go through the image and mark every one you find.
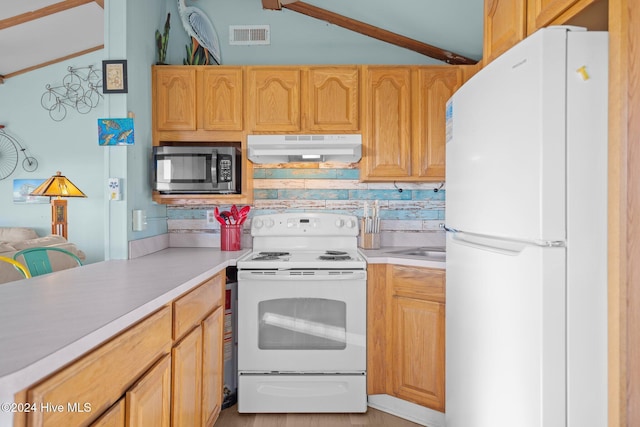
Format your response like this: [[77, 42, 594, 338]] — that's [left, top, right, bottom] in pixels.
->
[[446, 226, 565, 255]]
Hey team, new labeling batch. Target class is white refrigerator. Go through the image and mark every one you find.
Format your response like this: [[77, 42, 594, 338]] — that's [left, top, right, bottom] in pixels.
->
[[445, 27, 608, 427]]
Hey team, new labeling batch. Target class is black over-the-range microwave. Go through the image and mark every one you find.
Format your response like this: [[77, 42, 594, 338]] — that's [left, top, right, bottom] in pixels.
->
[[152, 145, 241, 194]]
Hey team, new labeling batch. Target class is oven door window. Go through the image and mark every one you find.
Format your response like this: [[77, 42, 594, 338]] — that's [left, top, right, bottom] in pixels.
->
[[258, 298, 346, 350]]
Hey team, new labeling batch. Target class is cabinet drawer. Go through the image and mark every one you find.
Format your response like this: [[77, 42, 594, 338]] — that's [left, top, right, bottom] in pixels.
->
[[390, 265, 445, 303], [26, 306, 172, 427], [173, 273, 224, 341]]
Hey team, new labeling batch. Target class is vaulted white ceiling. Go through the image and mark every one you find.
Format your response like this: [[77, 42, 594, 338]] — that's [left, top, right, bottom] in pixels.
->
[[0, 0, 104, 79]]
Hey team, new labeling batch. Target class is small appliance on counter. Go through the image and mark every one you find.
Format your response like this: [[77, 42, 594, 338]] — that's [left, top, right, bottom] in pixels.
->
[[152, 145, 241, 194]]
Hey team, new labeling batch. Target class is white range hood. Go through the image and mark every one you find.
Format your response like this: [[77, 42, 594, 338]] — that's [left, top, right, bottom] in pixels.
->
[[247, 134, 362, 164]]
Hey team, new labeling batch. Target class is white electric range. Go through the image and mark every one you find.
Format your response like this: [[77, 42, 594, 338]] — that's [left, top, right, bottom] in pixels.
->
[[236, 212, 367, 413]]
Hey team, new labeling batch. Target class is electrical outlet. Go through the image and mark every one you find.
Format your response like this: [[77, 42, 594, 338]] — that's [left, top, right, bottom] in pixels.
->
[[206, 210, 216, 225]]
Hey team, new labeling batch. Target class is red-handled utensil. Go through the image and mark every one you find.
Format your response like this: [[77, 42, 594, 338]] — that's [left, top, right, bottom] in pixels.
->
[[237, 205, 250, 225], [231, 204, 239, 222], [221, 211, 233, 224], [213, 207, 226, 225]]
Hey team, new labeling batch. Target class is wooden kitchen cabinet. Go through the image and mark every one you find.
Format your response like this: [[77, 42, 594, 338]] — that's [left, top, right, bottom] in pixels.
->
[[153, 66, 243, 135], [483, 0, 606, 66], [248, 67, 302, 132], [367, 264, 446, 412], [414, 67, 461, 179], [171, 272, 225, 427], [154, 67, 197, 132], [15, 272, 227, 427], [202, 68, 244, 131], [172, 325, 203, 426], [202, 306, 224, 427], [526, 0, 603, 34], [361, 66, 412, 179], [22, 306, 171, 427], [360, 66, 460, 182], [247, 65, 360, 133], [126, 354, 171, 427], [306, 66, 360, 131], [393, 296, 445, 411], [90, 399, 125, 427], [483, 0, 527, 64]]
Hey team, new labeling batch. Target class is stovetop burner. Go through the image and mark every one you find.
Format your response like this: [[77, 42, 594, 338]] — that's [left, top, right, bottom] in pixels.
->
[[318, 255, 352, 261], [252, 251, 290, 261], [319, 250, 352, 261], [325, 250, 347, 255]]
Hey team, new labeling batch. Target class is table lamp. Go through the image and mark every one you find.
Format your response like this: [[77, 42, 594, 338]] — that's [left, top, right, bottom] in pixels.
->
[[29, 171, 87, 239]]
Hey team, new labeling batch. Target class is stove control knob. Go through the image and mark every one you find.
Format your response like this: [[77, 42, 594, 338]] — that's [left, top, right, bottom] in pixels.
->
[[335, 219, 344, 228], [254, 218, 263, 229], [345, 219, 356, 228], [265, 218, 275, 228]]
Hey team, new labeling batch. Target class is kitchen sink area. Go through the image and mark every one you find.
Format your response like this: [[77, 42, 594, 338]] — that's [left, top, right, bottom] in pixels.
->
[[384, 246, 446, 261]]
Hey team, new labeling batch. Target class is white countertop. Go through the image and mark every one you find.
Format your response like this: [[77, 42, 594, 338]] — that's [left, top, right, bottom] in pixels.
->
[[0, 246, 442, 424], [0, 247, 249, 420]]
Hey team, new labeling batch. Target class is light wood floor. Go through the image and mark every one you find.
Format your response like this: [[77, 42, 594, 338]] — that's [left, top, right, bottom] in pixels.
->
[[214, 405, 423, 427]]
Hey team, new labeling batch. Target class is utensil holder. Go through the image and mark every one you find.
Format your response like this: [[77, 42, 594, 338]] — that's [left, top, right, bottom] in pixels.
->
[[359, 232, 380, 249], [221, 224, 242, 251]]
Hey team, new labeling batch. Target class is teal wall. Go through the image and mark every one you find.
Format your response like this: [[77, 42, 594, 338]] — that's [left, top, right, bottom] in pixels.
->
[[0, 51, 106, 263], [162, 0, 483, 67]]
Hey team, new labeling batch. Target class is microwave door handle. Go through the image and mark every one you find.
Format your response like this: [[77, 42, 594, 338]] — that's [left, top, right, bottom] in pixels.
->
[[210, 153, 217, 184]]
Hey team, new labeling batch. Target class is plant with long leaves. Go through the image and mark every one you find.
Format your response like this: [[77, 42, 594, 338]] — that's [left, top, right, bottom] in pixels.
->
[[183, 40, 210, 65], [155, 13, 171, 64]]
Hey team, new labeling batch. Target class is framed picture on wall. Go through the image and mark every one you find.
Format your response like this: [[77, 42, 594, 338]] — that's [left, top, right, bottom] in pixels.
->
[[13, 179, 49, 204], [98, 118, 135, 146], [102, 60, 128, 93]]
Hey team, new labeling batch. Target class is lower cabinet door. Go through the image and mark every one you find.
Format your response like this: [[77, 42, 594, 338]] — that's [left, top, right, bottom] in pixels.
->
[[126, 354, 171, 427], [172, 325, 203, 426], [90, 398, 125, 427], [202, 306, 224, 427], [392, 296, 445, 411]]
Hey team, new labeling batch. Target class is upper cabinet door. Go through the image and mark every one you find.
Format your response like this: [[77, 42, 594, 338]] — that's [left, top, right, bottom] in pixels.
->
[[483, 0, 527, 64], [202, 68, 243, 131], [306, 67, 360, 132], [248, 67, 301, 132], [527, 0, 600, 33], [154, 67, 197, 131], [414, 67, 461, 179], [362, 66, 412, 179]]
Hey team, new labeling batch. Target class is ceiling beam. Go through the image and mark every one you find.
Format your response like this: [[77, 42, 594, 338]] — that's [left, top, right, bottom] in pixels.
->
[[0, 0, 96, 30], [2, 45, 103, 80], [281, 1, 477, 65]]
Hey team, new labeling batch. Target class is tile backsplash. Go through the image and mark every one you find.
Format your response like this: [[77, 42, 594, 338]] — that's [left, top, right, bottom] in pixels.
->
[[167, 166, 445, 248]]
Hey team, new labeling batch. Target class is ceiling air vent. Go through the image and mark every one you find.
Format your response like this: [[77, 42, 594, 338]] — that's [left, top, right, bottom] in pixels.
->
[[229, 25, 270, 45]]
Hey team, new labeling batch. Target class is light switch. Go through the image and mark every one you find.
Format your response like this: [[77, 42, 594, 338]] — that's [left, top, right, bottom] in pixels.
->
[[133, 210, 147, 231]]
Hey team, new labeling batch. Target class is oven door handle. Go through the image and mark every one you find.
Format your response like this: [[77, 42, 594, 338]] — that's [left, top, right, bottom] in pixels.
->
[[238, 270, 367, 281]]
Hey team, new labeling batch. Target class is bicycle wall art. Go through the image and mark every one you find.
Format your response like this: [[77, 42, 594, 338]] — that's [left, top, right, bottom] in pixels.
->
[[0, 125, 38, 180], [40, 65, 103, 122]]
